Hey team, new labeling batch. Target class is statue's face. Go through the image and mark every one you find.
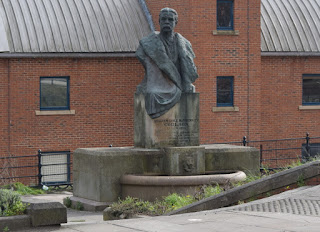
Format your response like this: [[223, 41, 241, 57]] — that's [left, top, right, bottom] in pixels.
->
[[159, 11, 177, 33]]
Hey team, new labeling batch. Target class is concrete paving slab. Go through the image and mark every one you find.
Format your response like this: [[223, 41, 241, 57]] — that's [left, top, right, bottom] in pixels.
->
[[65, 223, 143, 232], [230, 185, 320, 216], [113, 219, 188, 232], [13, 185, 320, 232], [106, 210, 320, 232], [21, 192, 72, 204], [156, 211, 292, 228], [16, 209, 320, 232], [67, 209, 102, 225]]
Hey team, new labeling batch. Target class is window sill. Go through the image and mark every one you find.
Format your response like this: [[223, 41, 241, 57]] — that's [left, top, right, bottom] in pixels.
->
[[35, 110, 76, 116], [299, 105, 320, 110], [212, 106, 239, 112], [213, 30, 239, 36]]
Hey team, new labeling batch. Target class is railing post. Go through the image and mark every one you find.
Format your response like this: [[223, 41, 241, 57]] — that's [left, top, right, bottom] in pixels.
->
[[38, 149, 42, 187], [306, 132, 311, 160], [260, 144, 263, 168], [243, 136, 247, 146], [67, 151, 71, 184]]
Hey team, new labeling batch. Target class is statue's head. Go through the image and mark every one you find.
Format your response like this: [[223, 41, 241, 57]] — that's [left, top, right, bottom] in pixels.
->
[[159, 8, 178, 33]]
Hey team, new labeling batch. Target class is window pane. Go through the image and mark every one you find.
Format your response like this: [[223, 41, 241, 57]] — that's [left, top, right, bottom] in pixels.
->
[[217, 77, 233, 106], [217, 90, 232, 104], [303, 78, 320, 104], [217, 1, 233, 29], [218, 78, 232, 91], [41, 77, 69, 109]]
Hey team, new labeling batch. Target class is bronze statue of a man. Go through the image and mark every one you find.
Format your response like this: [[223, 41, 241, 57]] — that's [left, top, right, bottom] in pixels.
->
[[136, 8, 198, 119]]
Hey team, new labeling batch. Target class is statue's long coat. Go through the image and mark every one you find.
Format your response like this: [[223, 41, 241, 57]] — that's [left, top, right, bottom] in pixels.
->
[[136, 32, 198, 119]]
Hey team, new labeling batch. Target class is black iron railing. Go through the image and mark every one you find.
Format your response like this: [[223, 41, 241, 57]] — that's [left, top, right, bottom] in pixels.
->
[[216, 133, 320, 170], [0, 150, 72, 187]]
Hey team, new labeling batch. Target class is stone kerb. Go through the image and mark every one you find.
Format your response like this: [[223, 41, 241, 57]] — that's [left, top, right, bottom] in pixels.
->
[[134, 93, 200, 149], [0, 215, 31, 231], [0, 200, 67, 231], [26, 202, 67, 227]]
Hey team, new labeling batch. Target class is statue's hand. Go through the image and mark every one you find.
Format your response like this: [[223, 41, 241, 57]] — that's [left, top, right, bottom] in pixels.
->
[[183, 84, 195, 93]]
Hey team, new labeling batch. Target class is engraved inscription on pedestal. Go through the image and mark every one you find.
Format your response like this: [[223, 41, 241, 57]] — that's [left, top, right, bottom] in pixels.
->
[[134, 93, 199, 149], [153, 118, 199, 147]]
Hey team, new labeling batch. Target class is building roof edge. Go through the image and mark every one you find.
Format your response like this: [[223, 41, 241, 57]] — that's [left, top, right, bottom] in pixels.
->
[[0, 52, 136, 58]]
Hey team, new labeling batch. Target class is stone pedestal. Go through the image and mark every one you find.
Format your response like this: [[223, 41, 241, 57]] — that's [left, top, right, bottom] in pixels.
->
[[73, 147, 163, 202], [73, 145, 259, 204], [134, 93, 199, 148]]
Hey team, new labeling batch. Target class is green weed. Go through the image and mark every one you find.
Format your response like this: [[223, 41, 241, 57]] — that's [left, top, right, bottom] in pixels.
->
[[297, 174, 305, 187], [286, 160, 303, 169], [63, 197, 72, 208], [1, 182, 44, 195], [109, 185, 224, 217], [0, 189, 27, 217], [164, 193, 194, 210], [75, 202, 84, 211]]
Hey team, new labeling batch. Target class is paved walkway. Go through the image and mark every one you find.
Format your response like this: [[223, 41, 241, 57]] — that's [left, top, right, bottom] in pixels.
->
[[20, 185, 320, 232]]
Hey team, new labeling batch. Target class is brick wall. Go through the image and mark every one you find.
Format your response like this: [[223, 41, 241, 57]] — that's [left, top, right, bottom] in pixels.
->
[[0, 60, 9, 156], [0, 57, 143, 157], [261, 56, 320, 139]]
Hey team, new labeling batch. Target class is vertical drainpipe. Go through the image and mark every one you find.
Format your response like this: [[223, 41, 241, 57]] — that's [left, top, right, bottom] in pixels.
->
[[7, 59, 11, 157], [7, 59, 12, 178], [246, 0, 251, 140]]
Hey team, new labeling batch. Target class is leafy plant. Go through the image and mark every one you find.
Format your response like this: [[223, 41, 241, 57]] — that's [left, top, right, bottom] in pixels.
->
[[297, 174, 305, 187], [63, 197, 72, 208], [164, 193, 194, 210], [75, 202, 84, 211], [0, 189, 27, 217], [110, 197, 155, 216], [205, 185, 223, 198]]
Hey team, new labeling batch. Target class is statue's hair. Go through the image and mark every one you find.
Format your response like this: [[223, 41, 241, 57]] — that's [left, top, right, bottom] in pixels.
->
[[159, 8, 178, 22]]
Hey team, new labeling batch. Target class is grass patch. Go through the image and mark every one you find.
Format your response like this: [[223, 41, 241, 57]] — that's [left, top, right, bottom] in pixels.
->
[[1, 182, 44, 195], [108, 185, 224, 217]]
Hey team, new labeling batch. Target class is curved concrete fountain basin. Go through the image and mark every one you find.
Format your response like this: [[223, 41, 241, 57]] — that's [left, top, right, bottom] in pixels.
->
[[120, 171, 246, 201]]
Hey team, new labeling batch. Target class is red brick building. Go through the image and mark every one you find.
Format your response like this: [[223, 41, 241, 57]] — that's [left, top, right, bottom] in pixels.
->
[[0, 0, 319, 163]]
